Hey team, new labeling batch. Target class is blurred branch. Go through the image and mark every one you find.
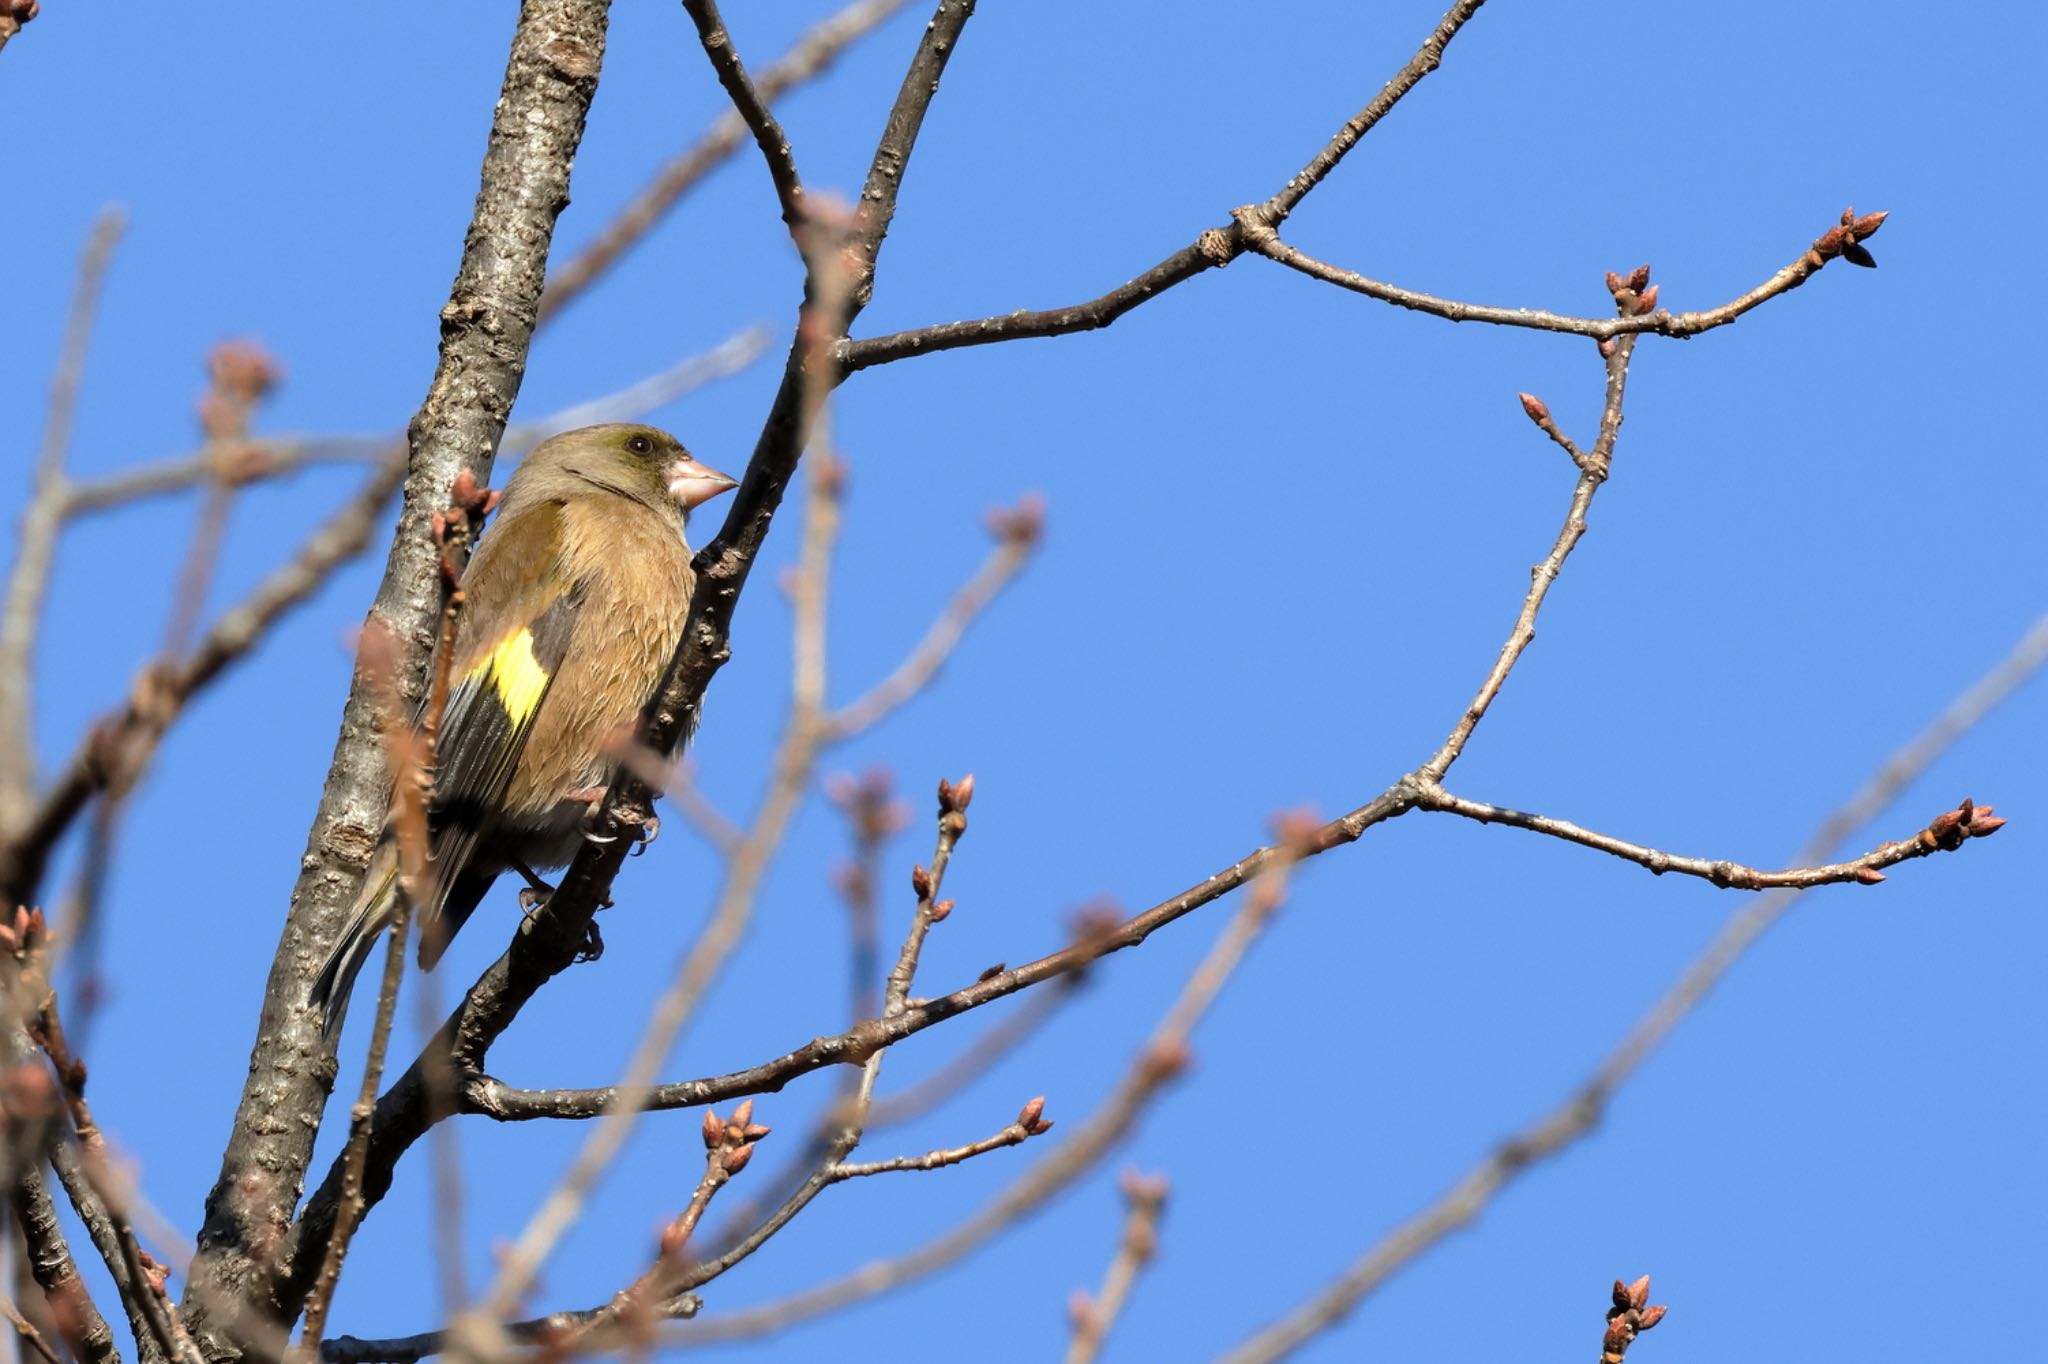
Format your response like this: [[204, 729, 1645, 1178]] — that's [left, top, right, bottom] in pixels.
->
[[1064, 1171, 1167, 1364], [536, 0, 914, 324], [0, 208, 124, 833], [836, 0, 1487, 372], [1217, 612, 2048, 1364], [0, 1288, 62, 1364]]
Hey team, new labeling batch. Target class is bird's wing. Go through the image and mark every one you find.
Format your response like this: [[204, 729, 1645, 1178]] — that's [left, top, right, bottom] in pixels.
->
[[420, 499, 582, 960]]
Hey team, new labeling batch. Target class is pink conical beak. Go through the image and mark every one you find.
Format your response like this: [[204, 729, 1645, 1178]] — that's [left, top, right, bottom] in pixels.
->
[[668, 456, 740, 509]]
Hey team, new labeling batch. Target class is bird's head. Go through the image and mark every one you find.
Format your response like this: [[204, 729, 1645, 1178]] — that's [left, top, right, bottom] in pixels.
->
[[519, 422, 740, 522]]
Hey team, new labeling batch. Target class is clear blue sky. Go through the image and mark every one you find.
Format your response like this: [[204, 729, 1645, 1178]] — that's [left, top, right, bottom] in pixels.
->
[[4, 3, 2043, 1360]]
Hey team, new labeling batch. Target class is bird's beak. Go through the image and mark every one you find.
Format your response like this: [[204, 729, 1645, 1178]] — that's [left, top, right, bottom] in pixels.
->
[[667, 456, 740, 510]]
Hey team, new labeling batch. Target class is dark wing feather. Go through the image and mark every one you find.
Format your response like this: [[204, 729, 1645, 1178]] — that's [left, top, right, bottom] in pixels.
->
[[418, 503, 583, 966]]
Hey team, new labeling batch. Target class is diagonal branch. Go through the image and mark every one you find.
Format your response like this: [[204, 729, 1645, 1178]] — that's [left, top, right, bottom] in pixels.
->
[[837, 0, 1490, 371], [680, 0, 807, 236], [0, 208, 125, 832]]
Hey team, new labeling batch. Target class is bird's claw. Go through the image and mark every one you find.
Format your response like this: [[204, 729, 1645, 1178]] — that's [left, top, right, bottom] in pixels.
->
[[630, 814, 661, 857], [574, 921, 605, 964]]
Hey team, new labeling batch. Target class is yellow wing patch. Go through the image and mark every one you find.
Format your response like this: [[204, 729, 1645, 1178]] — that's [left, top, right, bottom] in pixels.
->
[[469, 628, 552, 725]]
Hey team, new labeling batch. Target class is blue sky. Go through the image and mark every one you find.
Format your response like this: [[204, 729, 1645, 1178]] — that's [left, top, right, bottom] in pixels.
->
[[4, 2, 2043, 1360]]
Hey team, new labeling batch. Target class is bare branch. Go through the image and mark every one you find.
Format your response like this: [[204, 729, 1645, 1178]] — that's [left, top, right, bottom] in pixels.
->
[[1415, 782, 2004, 889], [182, 2, 616, 1352], [0, 208, 124, 831], [1418, 333, 1634, 782], [9, 1161, 120, 1364], [822, 499, 1041, 739], [1217, 612, 2048, 1364], [680, 0, 807, 237], [662, 829, 1293, 1349], [827, 1101, 1048, 1182], [1237, 209, 1886, 341], [1065, 1172, 1168, 1364], [838, 0, 1490, 371]]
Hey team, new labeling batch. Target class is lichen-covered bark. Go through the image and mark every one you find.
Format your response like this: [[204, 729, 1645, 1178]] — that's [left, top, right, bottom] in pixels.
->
[[179, 3, 611, 1356]]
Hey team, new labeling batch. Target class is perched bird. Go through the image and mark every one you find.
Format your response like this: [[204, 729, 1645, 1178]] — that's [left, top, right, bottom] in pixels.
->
[[310, 423, 738, 1037]]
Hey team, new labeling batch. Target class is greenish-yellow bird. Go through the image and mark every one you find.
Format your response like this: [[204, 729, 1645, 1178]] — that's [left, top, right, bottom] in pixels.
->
[[311, 422, 738, 1036]]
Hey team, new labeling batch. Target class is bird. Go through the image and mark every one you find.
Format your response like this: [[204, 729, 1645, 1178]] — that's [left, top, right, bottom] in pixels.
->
[[309, 422, 738, 1037]]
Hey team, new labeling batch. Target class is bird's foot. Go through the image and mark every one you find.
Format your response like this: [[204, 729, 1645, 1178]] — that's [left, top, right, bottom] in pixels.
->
[[575, 920, 605, 964]]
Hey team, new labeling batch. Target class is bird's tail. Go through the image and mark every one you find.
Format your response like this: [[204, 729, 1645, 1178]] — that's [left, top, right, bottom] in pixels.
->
[[308, 843, 401, 1040]]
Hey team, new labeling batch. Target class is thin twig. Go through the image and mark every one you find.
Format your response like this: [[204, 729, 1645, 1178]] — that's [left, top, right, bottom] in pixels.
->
[[1239, 214, 1883, 341], [0, 209, 125, 831], [0, 1290, 63, 1364], [680, 0, 807, 237], [1064, 1172, 1168, 1364], [1414, 780, 2001, 889], [837, 0, 1490, 371], [1217, 612, 2048, 1364]]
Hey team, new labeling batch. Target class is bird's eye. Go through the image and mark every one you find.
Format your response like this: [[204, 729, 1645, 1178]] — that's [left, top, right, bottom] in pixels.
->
[[626, 434, 653, 456]]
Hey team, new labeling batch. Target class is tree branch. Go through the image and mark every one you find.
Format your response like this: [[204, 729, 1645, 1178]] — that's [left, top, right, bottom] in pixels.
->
[[0, 208, 124, 833], [679, 0, 807, 237], [1238, 208, 1888, 340], [1415, 782, 2004, 889], [180, 3, 615, 1355], [837, 0, 1490, 371]]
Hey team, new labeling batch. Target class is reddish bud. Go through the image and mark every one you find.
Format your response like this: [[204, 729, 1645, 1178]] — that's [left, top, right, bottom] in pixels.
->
[[731, 1098, 754, 1129], [722, 1142, 755, 1175], [1017, 1095, 1046, 1130], [1633, 283, 1661, 315], [700, 1109, 723, 1149], [1841, 242, 1877, 268], [659, 1219, 690, 1259], [1637, 1304, 1668, 1331], [1853, 867, 1887, 885], [953, 773, 976, 810], [1627, 1275, 1651, 1309], [1813, 225, 1848, 258], [1969, 815, 2007, 837], [1612, 1280, 1633, 1310], [930, 898, 955, 923], [1851, 210, 1888, 240], [976, 962, 1006, 982], [911, 864, 933, 899], [1518, 392, 1552, 426], [1929, 806, 1967, 835], [1598, 338, 1617, 358], [1604, 1319, 1631, 1352], [742, 1122, 772, 1141], [1841, 205, 1857, 226], [1604, 271, 1626, 297]]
